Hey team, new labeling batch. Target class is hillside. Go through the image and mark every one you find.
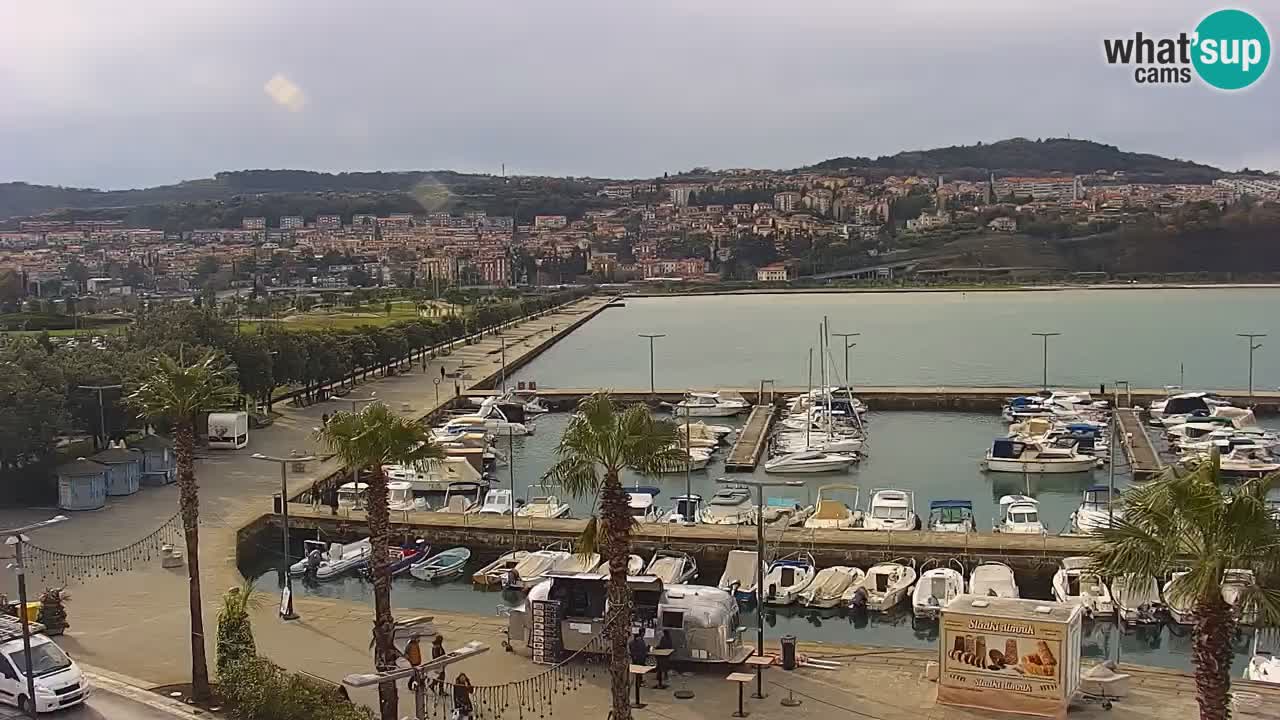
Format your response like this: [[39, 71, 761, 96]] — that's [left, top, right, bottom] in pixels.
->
[[808, 137, 1224, 182]]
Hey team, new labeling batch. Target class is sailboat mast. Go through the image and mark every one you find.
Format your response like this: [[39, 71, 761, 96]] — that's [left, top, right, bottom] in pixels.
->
[[806, 347, 813, 449], [822, 318, 832, 441]]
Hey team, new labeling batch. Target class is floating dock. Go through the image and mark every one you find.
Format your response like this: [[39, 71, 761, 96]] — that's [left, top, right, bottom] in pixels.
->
[[723, 405, 775, 472], [1116, 408, 1164, 481]]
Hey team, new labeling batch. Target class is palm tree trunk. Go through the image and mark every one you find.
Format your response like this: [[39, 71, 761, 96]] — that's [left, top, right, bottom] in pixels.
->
[[365, 465, 398, 720], [1192, 594, 1235, 720], [175, 420, 211, 701], [600, 471, 633, 720]]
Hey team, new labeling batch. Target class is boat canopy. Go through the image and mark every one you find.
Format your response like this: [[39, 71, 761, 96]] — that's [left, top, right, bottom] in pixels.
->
[[990, 439, 1025, 459], [929, 499, 973, 510], [710, 488, 751, 505]]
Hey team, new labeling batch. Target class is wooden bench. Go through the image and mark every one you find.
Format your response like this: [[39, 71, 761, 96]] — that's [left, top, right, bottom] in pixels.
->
[[726, 672, 755, 717]]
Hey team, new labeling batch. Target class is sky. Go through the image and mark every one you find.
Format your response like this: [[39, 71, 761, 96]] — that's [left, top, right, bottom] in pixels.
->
[[1, 0, 1276, 189]]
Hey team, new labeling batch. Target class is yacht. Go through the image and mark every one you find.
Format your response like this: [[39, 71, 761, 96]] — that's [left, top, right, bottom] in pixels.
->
[[913, 563, 965, 619], [969, 562, 1019, 599], [1111, 574, 1163, 624], [1218, 446, 1280, 478], [435, 397, 534, 437], [798, 566, 864, 609], [993, 495, 1046, 535], [1150, 391, 1229, 424], [1244, 653, 1280, 684], [984, 437, 1097, 473], [1051, 556, 1114, 617], [928, 500, 977, 533], [474, 488, 514, 515], [1069, 485, 1122, 535], [670, 391, 750, 417], [772, 429, 865, 455], [644, 549, 698, 585], [718, 549, 760, 603], [853, 561, 917, 612], [700, 486, 755, 525], [764, 450, 857, 474], [863, 488, 921, 531], [762, 552, 817, 606], [385, 456, 487, 494], [803, 485, 864, 530], [552, 552, 602, 574]]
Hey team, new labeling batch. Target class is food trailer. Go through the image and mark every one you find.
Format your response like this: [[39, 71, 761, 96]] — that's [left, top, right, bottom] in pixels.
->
[[938, 594, 1082, 719]]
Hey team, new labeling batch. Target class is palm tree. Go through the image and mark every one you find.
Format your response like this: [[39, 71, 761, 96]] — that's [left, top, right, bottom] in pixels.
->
[[130, 351, 239, 702], [544, 392, 684, 720], [1092, 453, 1280, 720], [315, 403, 444, 720]]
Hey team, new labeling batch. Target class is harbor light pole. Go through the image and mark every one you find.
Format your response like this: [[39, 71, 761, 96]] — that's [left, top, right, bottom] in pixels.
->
[[716, 477, 802, 700], [252, 453, 316, 621], [1031, 332, 1061, 390], [832, 333, 859, 386], [638, 334, 666, 396], [1237, 333, 1265, 398], [499, 333, 508, 393], [77, 384, 122, 450], [4, 515, 69, 718]]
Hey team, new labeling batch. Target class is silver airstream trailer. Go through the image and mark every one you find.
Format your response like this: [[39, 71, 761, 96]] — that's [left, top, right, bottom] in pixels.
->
[[507, 572, 750, 664]]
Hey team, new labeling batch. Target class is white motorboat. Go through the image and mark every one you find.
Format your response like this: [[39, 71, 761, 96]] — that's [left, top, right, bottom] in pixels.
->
[[626, 486, 670, 523], [854, 561, 917, 612], [626, 554, 645, 576], [700, 486, 754, 525], [1069, 485, 1122, 535], [644, 549, 698, 585], [676, 421, 734, 446], [762, 552, 817, 606], [665, 494, 703, 525], [1217, 446, 1280, 477], [1162, 571, 1194, 624], [1111, 574, 1163, 623], [670, 391, 750, 417], [993, 495, 1046, 535], [718, 549, 759, 603], [410, 547, 472, 581], [387, 480, 422, 512], [436, 482, 484, 513], [912, 563, 965, 619], [764, 450, 857, 474], [772, 429, 865, 455], [984, 437, 1097, 473], [756, 497, 814, 527], [1052, 556, 1114, 617], [516, 489, 572, 519], [385, 456, 486, 494], [1244, 653, 1280, 684], [1151, 391, 1229, 424], [798, 566, 865, 609], [969, 562, 1019, 599], [656, 447, 712, 473], [337, 481, 369, 511], [504, 547, 571, 590], [863, 488, 921, 531], [474, 488, 514, 515], [473, 550, 529, 587], [435, 398, 534, 438], [803, 484, 864, 530], [552, 552, 602, 574], [289, 538, 371, 581], [1223, 569, 1258, 625], [928, 500, 977, 532]]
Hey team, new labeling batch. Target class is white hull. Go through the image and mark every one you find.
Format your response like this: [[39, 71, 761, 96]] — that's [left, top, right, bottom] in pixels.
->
[[984, 457, 1096, 473], [681, 406, 747, 417], [765, 452, 857, 474]]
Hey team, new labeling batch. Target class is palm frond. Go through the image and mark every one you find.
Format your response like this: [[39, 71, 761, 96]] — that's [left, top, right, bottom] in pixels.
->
[[577, 515, 601, 560], [129, 350, 239, 422]]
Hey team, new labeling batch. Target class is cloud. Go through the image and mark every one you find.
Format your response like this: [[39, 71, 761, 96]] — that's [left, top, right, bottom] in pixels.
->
[[264, 74, 307, 113]]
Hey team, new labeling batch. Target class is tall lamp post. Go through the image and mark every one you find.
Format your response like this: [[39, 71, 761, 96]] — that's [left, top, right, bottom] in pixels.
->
[[1237, 333, 1266, 398], [251, 453, 316, 620], [77, 384, 123, 450], [715, 477, 802, 700], [5, 515, 69, 718], [638, 334, 665, 396], [831, 333, 859, 386], [1031, 332, 1061, 390]]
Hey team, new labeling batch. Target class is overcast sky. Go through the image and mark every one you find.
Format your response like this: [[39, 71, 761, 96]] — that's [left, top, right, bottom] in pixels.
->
[[1, 1, 1276, 189]]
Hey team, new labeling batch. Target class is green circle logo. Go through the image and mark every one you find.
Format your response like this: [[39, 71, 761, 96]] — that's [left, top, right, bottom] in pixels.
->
[[1192, 9, 1270, 90]]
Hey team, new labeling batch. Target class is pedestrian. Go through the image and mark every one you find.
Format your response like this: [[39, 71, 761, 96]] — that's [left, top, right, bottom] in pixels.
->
[[321, 412, 330, 426], [440, 365, 446, 380], [310, 480, 322, 510], [628, 631, 649, 686], [429, 634, 447, 694], [655, 628, 673, 683], [453, 673, 474, 720]]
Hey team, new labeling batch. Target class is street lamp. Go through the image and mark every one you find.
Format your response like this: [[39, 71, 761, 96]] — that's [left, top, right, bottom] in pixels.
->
[[1237, 333, 1266, 398], [77, 384, 123, 450], [4, 515, 69, 718], [1031, 332, 1061, 390], [832, 333, 859, 386], [344, 640, 488, 720], [638, 334, 666, 396], [498, 334, 508, 394], [251, 453, 316, 620], [715, 477, 802, 700]]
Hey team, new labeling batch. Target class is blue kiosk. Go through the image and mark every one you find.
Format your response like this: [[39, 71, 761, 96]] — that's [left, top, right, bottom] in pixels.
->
[[56, 458, 109, 511]]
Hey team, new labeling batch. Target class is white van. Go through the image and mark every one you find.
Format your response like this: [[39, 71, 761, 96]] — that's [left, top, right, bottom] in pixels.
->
[[0, 633, 90, 713]]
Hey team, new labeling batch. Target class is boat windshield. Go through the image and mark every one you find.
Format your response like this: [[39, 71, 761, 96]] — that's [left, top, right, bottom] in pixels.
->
[[1011, 511, 1039, 524], [872, 506, 909, 519], [936, 507, 968, 523], [8, 642, 71, 678]]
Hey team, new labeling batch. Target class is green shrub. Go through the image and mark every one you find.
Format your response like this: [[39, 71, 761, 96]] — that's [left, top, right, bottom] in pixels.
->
[[216, 586, 257, 678], [220, 656, 373, 720]]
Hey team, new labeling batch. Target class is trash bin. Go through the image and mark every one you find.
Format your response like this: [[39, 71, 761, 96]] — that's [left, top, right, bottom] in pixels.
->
[[273, 493, 282, 514], [781, 635, 797, 671]]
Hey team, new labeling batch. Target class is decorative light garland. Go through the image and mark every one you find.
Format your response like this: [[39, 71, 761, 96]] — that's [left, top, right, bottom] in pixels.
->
[[24, 511, 183, 585]]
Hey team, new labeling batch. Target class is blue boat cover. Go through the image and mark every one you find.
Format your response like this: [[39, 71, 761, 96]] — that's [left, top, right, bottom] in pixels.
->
[[929, 499, 973, 510]]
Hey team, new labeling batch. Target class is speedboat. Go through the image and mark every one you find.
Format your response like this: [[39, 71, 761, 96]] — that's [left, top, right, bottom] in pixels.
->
[[1217, 446, 1280, 478], [854, 561, 917, 612], [386, 455, 486, 494], [863, 488, 920, 531], [504, 547, 572, 590], [984, 437, 1097, 473], [676, 421, 734, 447], [1069, 485, 1122, 535], [410, 547, 472, 581], [928, 500, 977, 533], [1162, 571, 1194, 624], [665, 494, 703, 525], [756, 498, 814, 527], [1151, 391, 1229, 425], [993, 495, 1046, 534], [436, 482, 484, 513], [290, 538, 371, 581], [764, 450, 857, 474], [626, 486, 668, 523], [700, 486, 754, 525], [552, 552, 602, 574], [718, 549, 759, 603], [473, 550, 529, 587], [762, 552, 816, 606], [337, 481, 369, 511], [670, 391, 750, 417], [474, 488, 515, 515], [516, 492, 572, 519], [913, 563, 965, 619], [1052, 556, 1113, 617], [1111, 574, 1163, 623], [1244, 653, 1280, 684], [645, 549, 698, 585], [798, 566, 865, 609], [387, 481, 422, 512], [969, 562, 1019, 599], [656, 447, 712, 473], [803, 484, 864, 530]]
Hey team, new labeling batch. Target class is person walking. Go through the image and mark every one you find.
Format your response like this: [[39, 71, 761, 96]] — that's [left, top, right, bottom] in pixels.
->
[[453, 673, 474, 720], [429, 634, 447, 694]]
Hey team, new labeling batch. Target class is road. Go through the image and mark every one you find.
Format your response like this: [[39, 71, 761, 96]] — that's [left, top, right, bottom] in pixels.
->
[[0, 686, 193, 720]]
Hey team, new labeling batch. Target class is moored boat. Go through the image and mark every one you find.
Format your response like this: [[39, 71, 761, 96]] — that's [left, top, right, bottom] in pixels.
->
[[473, 550, 529, 586], [798, 566, 864, 609], [289, 538, 371, 581], [969, 561, 1019, 599], [853, 561, 917, 612], [928, 500, 976, 533], [410, 547, 472, 581], [762, 552, 816, 606], [1051, 556, 1113, 617], [912, 562, 965, 619], [645, 549, 698, 585], [764, 450, 857, 474]]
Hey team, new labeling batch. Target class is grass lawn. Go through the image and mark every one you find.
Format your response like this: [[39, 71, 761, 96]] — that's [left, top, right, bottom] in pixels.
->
[[239, 300, 466, 333]]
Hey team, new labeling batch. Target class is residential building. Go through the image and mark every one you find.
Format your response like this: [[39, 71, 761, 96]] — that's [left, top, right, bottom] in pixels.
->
[[534, 215, 568, 229], [987, 216, 1017, 232], [773, 191, 801, 213], [280, 216, 304, 229], [242, 217, 266, 230], [668, 184, 700, 207], [756, 263, 792, 282], [316, 214, 342, 228], [1214, 176, 1280, 200], [993, 176, 1082, 202]]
